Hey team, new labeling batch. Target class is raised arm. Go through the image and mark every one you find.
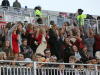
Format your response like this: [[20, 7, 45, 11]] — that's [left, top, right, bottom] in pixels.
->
[[8, 22, 18, 36]]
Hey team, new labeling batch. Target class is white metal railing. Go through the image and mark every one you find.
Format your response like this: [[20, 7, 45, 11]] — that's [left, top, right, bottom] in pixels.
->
[[0, 6, 100, 34], [0, 60, 100, 75]]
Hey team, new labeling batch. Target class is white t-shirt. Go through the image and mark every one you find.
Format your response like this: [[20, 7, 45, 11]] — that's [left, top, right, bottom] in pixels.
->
[[75, 52, 81, 61]]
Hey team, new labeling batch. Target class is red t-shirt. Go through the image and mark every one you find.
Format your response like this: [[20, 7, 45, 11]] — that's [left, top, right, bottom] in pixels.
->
[[30, 33, 42, 45]]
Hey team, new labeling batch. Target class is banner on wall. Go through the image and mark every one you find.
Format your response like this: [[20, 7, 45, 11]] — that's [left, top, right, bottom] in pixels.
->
[[0, 14, 6, 30], [59, 12, 67, 17]]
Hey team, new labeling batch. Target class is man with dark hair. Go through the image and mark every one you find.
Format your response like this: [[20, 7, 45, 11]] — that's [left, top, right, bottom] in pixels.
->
[[85, 60, 95, 75], [57, 60, 64, 67], [75, 61, 83, 68], [44, 48, 51, 59], [92, 57, 98, 64], [37, 18, 43, 24], [20, 38, 33, 58], [50, 21, 55, 26], [35, 53, 42, 62], [55, 60, 66, 75], [75, 61, 86, 75]]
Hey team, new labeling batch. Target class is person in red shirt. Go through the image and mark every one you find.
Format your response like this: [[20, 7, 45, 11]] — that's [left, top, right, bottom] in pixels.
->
[[8, 22, 19, 60], [26, 23, 34, 45], [30, 26, 42, 52]]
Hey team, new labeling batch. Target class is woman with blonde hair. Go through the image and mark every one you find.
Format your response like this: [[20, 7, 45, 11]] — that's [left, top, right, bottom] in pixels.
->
[[40, 27, 46, 37], [52, 25, 58, 31], [30, 26, 42, 52], [26, 23, 33, 36], [36, 27, 47, 55], [89, 27, 95, 35]]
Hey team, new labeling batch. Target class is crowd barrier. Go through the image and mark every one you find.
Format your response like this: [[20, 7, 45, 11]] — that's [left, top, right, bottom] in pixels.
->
[[0, 60, 100, 75]]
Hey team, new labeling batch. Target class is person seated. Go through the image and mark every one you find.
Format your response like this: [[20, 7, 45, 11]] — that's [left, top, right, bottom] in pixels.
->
[[37, 57, 49, 75], [22, 58, 33, 75], [1, 56, 17, 75], [20, 38, 33, 58], [56, 60, 66, 75], [67, 56, 76, 68], [35, 53, 42, 62], [3, 49, 12, 57], [63, 37, 73, 63], [92, 57, 98, 64], [85, 60, 95, 75], [2, 40, 13, 56], [44, 48, 51, 59], [17, 52, 26, 66], [75, 61, 86, 75], [0, 52, 7, 65], [47, 55, 57, 67], [68, 45, 88, 63]]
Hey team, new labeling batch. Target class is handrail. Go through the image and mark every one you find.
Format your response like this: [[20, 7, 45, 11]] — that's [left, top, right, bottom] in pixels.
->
[[0, 60, 99, 66]]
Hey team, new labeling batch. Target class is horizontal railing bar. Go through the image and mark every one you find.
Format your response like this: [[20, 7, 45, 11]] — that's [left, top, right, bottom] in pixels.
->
[[0, 60, 100, 66]]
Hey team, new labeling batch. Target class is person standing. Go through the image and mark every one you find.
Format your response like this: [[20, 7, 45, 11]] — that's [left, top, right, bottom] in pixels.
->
[[77, 9, 86, 26], [13, 0, 21, 8], [8, 22, 20, 60], [1, 0, 10, 7], [34, 6, 42, 19]]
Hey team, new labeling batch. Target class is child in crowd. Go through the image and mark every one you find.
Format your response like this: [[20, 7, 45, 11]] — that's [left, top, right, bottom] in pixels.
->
[[0, 52, 7, 64], [86, 60, 95, 75], [75, 61, 85, 75], [35, 53, 42, 62], [68, 56, 76, 68]]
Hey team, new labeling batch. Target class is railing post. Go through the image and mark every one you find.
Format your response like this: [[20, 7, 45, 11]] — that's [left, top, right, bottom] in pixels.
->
[[82, 19, 83, 26], [94, 65, 98, 75], [3, 10, 5, 21], [64, 14, 65, 22], [30, 12, 32, 23], [96, 20, 99, 34], [49, 13, 51, 28], [33, 61, 37, 75], [79, 18, 81, 28], [47, 14, 50, 27]]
